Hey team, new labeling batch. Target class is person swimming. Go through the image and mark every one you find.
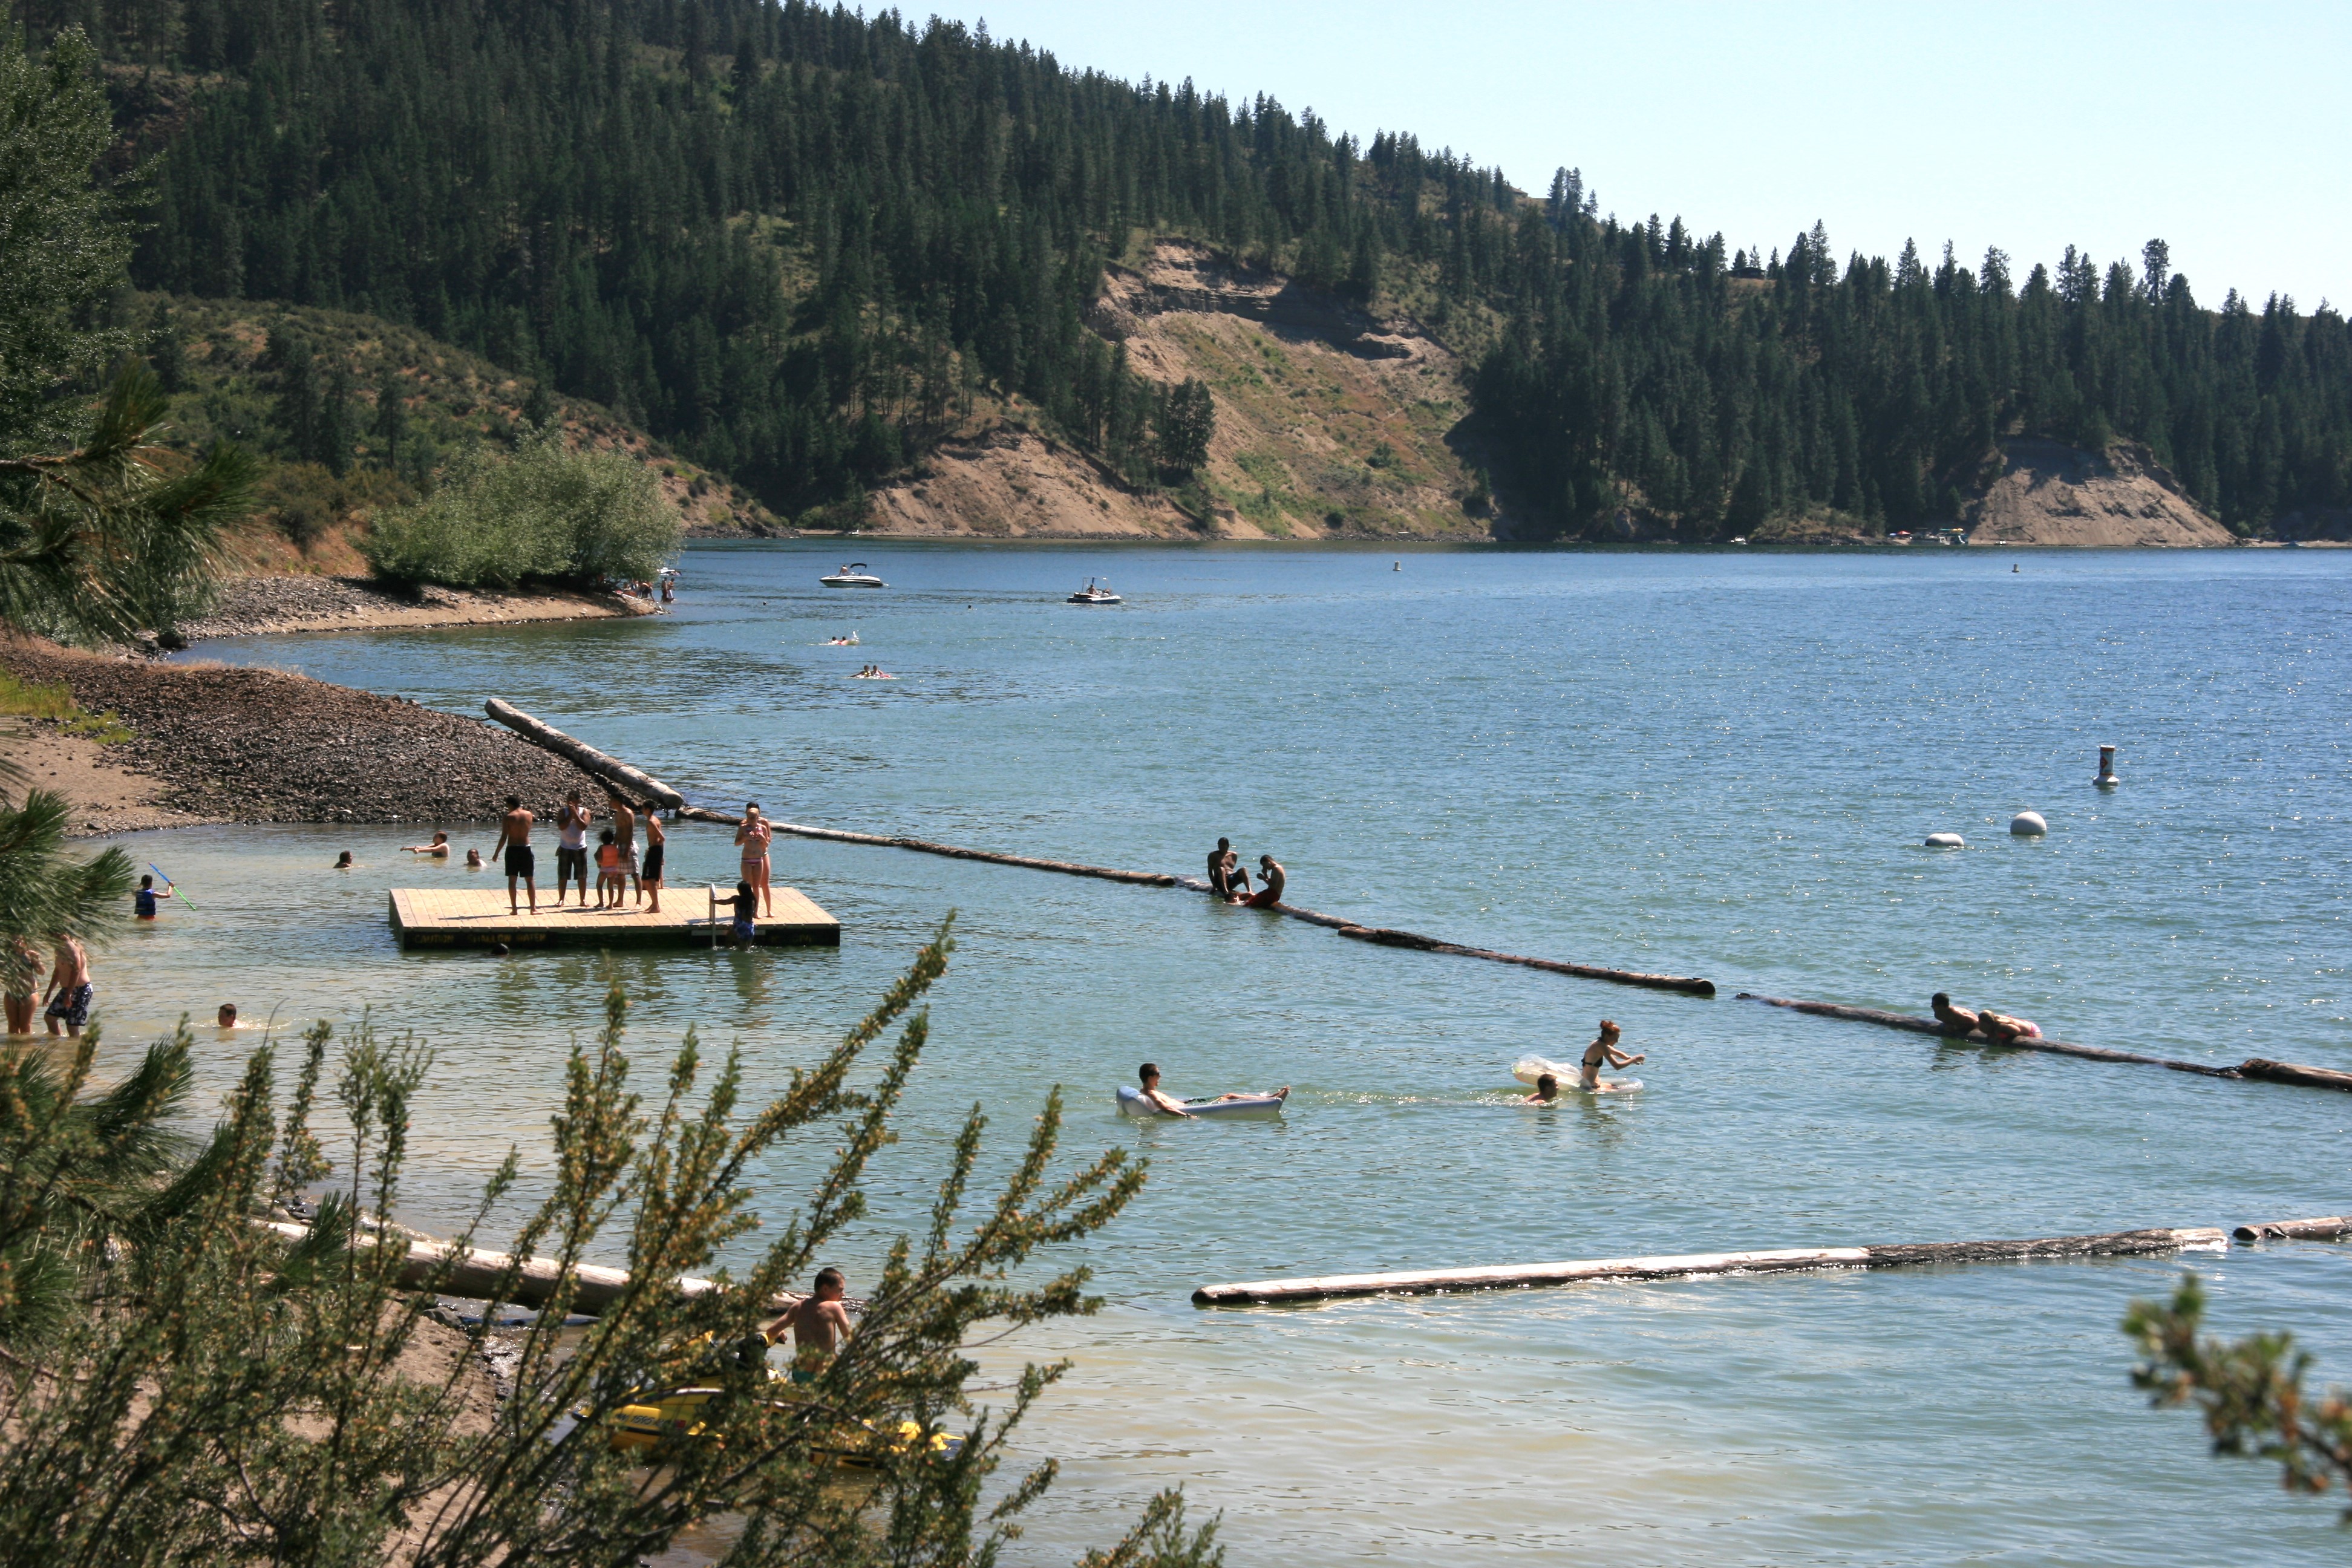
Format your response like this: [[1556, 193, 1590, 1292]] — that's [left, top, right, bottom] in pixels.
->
[[1578, 1021, 1644, 1089], [401, 832, 451, 857], [1521, 1073, 1560, 1105], [1976, 1007, 2042, 1045]]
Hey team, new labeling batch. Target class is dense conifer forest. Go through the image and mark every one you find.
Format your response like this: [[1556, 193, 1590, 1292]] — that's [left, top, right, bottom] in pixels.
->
[[36, 0, 2352, 534]]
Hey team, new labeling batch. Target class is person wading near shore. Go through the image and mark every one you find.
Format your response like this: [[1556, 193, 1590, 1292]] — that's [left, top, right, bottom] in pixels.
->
[[607, 791, 642, 906], [4, 938, 41, 1036], [492, 795, 538, 914], [402, 832, 451, 857], [554, 791, 592, 906], [765, 1268, 852, 1382], [736, 802, 774, 917], [639, 808, 666, 913], [43, 936, 91, 1039], [1578, 1021, 1644, 1089]]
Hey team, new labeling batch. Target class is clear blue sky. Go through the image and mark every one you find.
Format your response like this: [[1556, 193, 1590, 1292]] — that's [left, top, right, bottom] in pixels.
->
[[946, 0, 2348, 310]]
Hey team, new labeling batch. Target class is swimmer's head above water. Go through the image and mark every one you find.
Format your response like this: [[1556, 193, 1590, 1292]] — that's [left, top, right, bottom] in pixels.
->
[[217, 1004, 237, 1027]]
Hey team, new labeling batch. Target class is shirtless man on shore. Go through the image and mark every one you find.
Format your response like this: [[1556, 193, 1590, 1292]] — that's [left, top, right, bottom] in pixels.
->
[[766, 1267, 852, 1380], [491, 795, 538, 914], [606, 791, 641, 905], [43, 936, 91, 1038]]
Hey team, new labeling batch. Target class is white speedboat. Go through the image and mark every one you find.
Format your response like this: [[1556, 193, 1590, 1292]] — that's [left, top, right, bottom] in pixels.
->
[[820, 563, 887, 588], [1067, 577, 1122, 604]]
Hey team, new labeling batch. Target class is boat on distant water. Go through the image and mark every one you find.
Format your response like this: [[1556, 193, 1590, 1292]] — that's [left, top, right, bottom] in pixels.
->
[[820, 563, 887, 587], [1067, 577, 1122, 604]]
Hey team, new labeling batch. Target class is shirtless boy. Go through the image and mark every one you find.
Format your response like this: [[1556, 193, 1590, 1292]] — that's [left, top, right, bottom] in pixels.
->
[[1239, 855, 1285, 908], [491, 795, 538, 914], [607, 791, 641, 905], [639, 808, 665, 913], [554, 791, 591, 906], [1135, 1063, 1286, 1117], [766, 1267, 852, 1380], [401, 832, 452, 857], [44, 936, 91, 1038], [1521, 1073, 1561, 1105], [1930, 993, 1979, 1036], [1206, 837, 1234, 897]]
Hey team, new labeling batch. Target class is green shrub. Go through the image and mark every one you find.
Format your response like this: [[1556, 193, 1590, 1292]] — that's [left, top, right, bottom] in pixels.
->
[[363, 426, 680, 589]]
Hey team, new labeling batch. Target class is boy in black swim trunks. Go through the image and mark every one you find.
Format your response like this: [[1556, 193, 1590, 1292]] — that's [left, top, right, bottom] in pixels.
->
[[491, 795, 538, 913], [639, 808, 665, 913]]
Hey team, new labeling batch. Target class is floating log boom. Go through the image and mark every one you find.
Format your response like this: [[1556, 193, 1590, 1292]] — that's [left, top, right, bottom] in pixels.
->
[[260, 1220, 800, 1315], [485, 698, 685, 809], [2236, 1059, 2352, 1093], [2232, 1215, 2352, 1242], [1734, 993, 2243, 1077], [1193, 1226, 2229, 1307]]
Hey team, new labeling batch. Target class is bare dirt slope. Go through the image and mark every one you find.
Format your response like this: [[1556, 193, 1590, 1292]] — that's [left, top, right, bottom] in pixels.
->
[[1967, 440, 2233, 546], [864, 240, 1491, 541]]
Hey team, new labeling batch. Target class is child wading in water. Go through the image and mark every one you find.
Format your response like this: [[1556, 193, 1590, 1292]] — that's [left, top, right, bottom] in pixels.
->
[[135, 874, 172, 920]]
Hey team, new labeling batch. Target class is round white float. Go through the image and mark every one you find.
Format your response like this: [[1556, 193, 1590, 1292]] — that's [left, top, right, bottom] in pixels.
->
[[1924, 832, 1965, 849], [2010, 811, 2048, 837]]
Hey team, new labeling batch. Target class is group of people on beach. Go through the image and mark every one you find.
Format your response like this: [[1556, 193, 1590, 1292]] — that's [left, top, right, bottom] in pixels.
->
[[1204, 837, 1285, 907], [488, 788, 668, 915]]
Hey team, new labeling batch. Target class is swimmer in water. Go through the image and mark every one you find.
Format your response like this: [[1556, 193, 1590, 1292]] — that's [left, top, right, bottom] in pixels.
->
[[217, 1003, 240, 1029], [333, 851, 354, 869], [1930, 993, 1979, 1036], [465, 848, 485, 869], [401, 831, 451, 857], [1522, 1073, 1560, 1105], [1578, 1021, 1644, 1089], [1976, 1008, 2042, 1045]]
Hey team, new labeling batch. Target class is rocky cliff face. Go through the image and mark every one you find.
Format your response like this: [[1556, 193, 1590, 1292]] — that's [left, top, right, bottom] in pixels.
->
[[1964, 440, 2233, 546]]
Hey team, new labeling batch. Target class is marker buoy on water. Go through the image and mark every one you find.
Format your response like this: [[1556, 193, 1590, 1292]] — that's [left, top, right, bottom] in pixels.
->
[[1924, 832, 1965, 849], [2094, 744, 2120, 788], [2010, 811, 2048, 837]]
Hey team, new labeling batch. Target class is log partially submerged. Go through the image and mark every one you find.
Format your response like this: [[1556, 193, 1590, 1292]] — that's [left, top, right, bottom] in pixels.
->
[[261, 1220, 799, 1316], [2232, 1214, 2352, 1243], [486, 699, 685, 809], [676, 807, 1178, 887], [1192, 1226, 2229, 1307], [1734, 993, 2242, 1077], [2236, 1059, 2352, 1093]]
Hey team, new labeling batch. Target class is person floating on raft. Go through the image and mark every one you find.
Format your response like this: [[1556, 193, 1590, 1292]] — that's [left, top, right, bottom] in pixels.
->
[[1135, 1062, 1287, 1119]]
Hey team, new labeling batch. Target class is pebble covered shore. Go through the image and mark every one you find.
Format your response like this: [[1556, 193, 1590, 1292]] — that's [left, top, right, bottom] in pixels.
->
[[173, 574, 642, 643], [2, 639, 606, 825]]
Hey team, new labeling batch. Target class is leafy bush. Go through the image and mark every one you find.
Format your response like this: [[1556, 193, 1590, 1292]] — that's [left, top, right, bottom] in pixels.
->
[[363, 426, 680, 589]]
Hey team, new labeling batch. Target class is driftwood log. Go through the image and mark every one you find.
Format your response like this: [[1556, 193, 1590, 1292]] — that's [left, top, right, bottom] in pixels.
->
[[2236, 1059, 2352, 1093], [1734, 993, 2245, 1077], [675, 807, 1178, 886], [1192, 1226, 2229, 1307], [2232, 1214, 2352, 1242], [261, 1220, 800, 1316], [485, 698, 685, 809]]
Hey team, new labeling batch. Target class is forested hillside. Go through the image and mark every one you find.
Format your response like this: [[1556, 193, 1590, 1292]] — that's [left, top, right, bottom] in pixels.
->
[[48, 0, 2352, 537]]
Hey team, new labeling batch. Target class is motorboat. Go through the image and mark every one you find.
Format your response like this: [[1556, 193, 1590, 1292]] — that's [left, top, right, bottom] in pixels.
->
[[820, 563, 887, 588], [1067, 577, 1122, 604]]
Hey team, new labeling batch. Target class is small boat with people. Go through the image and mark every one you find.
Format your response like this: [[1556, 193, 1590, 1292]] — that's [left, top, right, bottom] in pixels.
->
[[1066, 577, 1122, 605], [820, 563, 887, 588]]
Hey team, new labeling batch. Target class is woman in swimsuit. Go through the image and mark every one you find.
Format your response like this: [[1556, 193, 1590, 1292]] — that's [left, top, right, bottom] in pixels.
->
[[1578, 1021, 1644, 1089], [735, 802, 774, 916], [1976, 1008, 2042, 1045]]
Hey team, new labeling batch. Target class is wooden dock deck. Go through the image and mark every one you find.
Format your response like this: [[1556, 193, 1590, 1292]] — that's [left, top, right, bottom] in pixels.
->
[[388, 887, 841, 950]]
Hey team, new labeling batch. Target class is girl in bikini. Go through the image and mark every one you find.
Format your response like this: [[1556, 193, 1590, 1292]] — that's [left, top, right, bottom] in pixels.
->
[[735, 802, 774, 916], [1579, 1021, 1644, 1089]]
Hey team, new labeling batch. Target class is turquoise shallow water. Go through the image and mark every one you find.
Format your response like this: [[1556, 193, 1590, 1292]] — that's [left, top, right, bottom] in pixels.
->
[[103, 542, 2352, 1561]]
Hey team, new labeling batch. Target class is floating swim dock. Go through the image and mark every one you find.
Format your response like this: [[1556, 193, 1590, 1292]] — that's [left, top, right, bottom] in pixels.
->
[[388, 887, 840, 950]]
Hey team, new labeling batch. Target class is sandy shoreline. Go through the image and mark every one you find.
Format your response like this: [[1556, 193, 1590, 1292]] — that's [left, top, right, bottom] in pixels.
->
[[177, 574, 656, 643]]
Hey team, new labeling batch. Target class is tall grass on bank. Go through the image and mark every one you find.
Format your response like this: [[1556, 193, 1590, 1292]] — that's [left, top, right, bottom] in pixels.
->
[[363, 425, 681, 590]]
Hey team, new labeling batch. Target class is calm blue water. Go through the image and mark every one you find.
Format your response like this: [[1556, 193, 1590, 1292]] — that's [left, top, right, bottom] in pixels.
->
[[112, 542, 2352, 1563]]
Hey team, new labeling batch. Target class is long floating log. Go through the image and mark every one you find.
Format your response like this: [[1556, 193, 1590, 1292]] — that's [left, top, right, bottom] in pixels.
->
[[676, 806, 1177, 886], [1192, 1226, 2229, 1307], [2232, 1214, 2352, 1242], [2236, 1059, 2352, 1093], [261, 1219, 799, 1316], [1734, 993, 2242, 1077], [486, 699, 685, 809]]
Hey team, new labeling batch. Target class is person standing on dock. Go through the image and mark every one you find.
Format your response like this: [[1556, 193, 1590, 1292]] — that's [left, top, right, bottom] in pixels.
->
[[607, 790, 642, 906], [639, 808, 666, 914], [736, 802, 774, 916], [492, 795, 538, 914], [554, 791, 592, 906]]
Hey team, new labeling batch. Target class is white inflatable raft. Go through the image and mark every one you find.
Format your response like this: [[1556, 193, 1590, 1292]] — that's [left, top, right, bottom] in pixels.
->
[[1512, 1055, 1643, 1095], [1116, 1086, 1287, 1120]]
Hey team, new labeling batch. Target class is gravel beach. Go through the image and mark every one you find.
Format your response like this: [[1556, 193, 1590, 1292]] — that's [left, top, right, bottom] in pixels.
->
[[2, 638, 607, 827], [175, 575, 649, 642]]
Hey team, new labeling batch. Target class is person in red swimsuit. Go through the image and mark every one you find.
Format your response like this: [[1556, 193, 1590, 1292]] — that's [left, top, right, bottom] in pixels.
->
[[1241, 855, 1285, 908]]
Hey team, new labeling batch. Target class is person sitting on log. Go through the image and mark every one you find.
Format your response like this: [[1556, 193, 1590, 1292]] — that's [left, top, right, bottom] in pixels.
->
[[1521, 1073, 1561, 1105], [1579, 1021, 1644, 1089], [1975, 1007, 2042, 1045], [1930, 993, 1979, 1035], [1206, 836, 1234, 897], [1238, 855, 1285, 908]]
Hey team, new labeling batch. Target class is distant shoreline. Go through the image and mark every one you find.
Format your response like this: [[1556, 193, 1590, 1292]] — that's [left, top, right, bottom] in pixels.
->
[[176, 574, 656, 644]]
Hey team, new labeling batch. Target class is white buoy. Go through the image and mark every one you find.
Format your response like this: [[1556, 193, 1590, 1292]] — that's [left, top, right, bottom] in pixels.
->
[[1924, 832, 1965, 849], [2094, 744, 2120, 788], [2010, 811, 2048, 837]]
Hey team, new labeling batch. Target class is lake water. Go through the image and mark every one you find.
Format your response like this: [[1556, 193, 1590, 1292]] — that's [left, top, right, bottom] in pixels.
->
[[117, 542, 2351, 1563]]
